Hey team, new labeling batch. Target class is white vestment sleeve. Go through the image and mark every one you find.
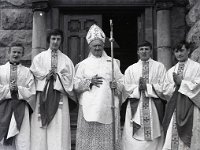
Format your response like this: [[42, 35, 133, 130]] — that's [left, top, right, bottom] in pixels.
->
[[179, 77, 200, 108], [147, 64, 166, 99], [163, 69, 176, 101], [0, 84, 11, 100], [30, 53, 49, 91], [146, 84, 158, 98], [123, 67, 140, 101], [114, 60, 124, 96], [30, 54, 48, 80], [18, 70, 36, 100], [55, 61, 76, 101], [74, 63, 91, 94]]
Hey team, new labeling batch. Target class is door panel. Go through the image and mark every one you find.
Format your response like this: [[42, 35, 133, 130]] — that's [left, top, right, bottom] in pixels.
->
[[63, 15, 102, 65], [137, 7, 154, 58], [62, 15, 102, 149], [137, 12, 145, 44]]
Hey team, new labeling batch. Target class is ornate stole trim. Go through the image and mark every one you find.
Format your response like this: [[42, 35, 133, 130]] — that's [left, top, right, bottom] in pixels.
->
[[177, 63, 185, 77], [10, 64, 18, 100], [10, 64, 18, 87], [38, 50, 60, 125], [171, 112, 179, 150], [51, 51, 63, 109], [141, 61, 152, 140], [171, 63, 185, 149], [51, 50, 58, 72]]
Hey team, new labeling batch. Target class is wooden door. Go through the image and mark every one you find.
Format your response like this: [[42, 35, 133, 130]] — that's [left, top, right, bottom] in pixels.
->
[[62, 15, 102, 149], [63, 15, 102, 65], [137, 12, 145, 45], [137, 7, 155, 58]]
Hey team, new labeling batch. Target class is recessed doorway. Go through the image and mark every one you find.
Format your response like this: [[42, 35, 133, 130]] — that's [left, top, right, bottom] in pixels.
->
[[102, 11, 140, 126], [103, 12, 139, 73], [61, 8, 143, 149]]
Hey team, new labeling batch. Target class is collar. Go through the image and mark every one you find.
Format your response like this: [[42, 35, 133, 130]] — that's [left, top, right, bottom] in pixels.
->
[[139, 58, 152, 63], [178, 58, 188, 65], [9, 61, 20, 66], [174, 59, 189, 73], [89, 51, 108, 59], [49, 48, 59, 54]]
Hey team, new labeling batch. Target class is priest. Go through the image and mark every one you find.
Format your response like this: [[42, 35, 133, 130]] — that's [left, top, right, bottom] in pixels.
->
[[122, 41, 166, 150], [0, 43, 35, 150], [162, 41, 200, 150], [30, 29, 76, 150]]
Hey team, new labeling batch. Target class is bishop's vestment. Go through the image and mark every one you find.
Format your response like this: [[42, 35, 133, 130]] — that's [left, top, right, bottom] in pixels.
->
[[74, 52, 123, 150]]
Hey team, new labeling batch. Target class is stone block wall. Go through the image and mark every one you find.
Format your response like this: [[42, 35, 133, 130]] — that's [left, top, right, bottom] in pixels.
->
[[171, 6, 187, 48], [169, 6, 187, 65], [0, 0, 32, 66], [0, 0, 192, 66], [186, 0, 200, 48]]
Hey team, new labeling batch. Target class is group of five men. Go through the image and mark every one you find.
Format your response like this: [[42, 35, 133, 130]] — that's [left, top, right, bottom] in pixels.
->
[[0, 24, 200, 150]]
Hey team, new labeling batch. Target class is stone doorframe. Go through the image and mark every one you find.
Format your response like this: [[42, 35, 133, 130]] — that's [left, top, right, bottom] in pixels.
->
[[31, 0, 174, 69]]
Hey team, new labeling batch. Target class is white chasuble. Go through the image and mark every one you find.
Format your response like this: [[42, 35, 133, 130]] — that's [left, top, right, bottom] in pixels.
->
[[74, 51, 123, 124], [122, 59, 166, 150]]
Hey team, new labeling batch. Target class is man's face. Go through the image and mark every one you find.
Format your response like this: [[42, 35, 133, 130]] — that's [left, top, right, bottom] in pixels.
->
[[9, 46, 23, 63], [137, 46, 151, 61], [49, 35, 62, 51], [174, 45, 189, 62], [89, 39, 104, 57]]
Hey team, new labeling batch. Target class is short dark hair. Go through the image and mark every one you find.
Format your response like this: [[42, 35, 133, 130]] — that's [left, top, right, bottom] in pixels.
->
[[137, 41, 152, 50], [9, 43, 25, 55], [46, 29, 64, 43], [173, 40, 191, 52]]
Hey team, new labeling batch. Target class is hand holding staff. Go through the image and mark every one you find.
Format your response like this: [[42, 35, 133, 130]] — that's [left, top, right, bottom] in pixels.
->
[[110, 19, 116, 150]]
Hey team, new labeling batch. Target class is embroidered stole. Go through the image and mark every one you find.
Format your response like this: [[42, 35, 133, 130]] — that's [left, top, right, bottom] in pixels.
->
[[51, 50, 58, 73], [51, 51, 63, 108], [171, 63, 185, 150], [10, 63, 18, 99], [141, 61, 151, 140], [3, 63, 25, 145], [39, 50, 62, 127]]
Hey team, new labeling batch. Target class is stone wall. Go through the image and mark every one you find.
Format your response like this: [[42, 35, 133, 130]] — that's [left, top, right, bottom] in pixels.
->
[[0, 0, 32, 65], [171, 6, 187, 48], [170, 3, 187, 65], [0, 0, 190, 66], [186, 0, 200, 49]]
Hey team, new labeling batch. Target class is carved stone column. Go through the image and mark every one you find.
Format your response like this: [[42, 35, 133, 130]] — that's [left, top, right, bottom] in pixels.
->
[[32, 0, 49, 59], [156, 1, 173, 70]]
